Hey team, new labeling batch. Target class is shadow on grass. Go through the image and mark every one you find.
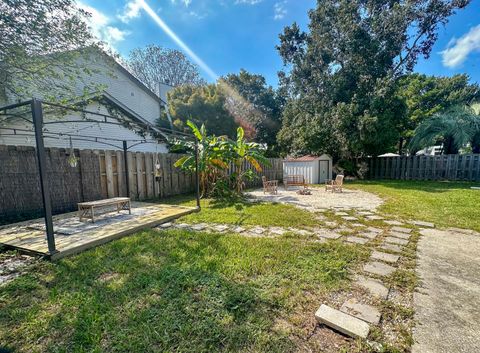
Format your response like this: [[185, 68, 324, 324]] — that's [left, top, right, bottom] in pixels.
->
[[0, 230, 291, 353]]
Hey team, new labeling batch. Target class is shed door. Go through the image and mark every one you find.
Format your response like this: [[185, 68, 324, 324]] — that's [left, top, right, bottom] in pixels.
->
[[319, 160, 329, 183]]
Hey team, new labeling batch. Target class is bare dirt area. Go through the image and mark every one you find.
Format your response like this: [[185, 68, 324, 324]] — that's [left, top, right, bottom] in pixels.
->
[[247, 186, 384, 211]]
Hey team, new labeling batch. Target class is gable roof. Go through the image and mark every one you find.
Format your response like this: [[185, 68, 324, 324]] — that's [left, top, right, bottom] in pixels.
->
[[94, 48, 167, 106], [284, 155, 331, 162]]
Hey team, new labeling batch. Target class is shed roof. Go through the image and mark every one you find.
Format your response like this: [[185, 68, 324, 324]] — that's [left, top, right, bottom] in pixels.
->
[[284, 154, 330, 162]]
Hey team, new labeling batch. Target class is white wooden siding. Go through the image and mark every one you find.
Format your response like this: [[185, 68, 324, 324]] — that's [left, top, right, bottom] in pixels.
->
[[0, 101, 167, 153], [283, 155, 332, 184], [283, 161, 318, 184]]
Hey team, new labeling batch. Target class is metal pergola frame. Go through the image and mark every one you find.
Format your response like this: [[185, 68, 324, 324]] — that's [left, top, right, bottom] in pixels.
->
[[0, 98, 201, 255]]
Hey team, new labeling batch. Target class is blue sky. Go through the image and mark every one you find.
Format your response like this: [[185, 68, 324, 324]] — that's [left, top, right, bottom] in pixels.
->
[[79, 0, 480, 87]]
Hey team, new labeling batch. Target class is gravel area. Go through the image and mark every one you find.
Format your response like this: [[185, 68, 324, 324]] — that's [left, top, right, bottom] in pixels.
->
[[0, 252, 36, 286], [247, 186, 383, 211]]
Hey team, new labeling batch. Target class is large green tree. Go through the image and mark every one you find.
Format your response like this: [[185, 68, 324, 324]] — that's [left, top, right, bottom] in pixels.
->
[[162, 84, 238, 138], [396, 73, 479, 152], [0, 0, 97, 102], [277, 0, 470, 159], [221, 69, 283, 156]]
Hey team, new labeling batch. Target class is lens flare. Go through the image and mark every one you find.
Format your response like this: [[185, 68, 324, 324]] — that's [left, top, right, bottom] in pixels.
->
[[137, 0, 275, 139]]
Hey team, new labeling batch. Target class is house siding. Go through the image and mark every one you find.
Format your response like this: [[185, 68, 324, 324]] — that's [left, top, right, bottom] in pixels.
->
[[1, 50, 168, 152], [0, 102, 168, 153]]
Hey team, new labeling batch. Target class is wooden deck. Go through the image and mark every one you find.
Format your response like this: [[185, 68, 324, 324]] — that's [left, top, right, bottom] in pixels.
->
[[0, 202, 197, 260]]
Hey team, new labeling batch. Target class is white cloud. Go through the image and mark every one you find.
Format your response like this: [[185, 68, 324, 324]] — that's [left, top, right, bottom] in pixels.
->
[[170, 0, 193, 6], [273, 1, 287, 20], [118, 0, 142, 23], [77, 1, 129, 45], [235, 0, 263, 4], [442, 24, 480, 68]]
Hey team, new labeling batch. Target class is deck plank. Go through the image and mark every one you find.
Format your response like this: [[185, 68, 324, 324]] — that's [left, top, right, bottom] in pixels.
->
[[0, 202, 197, 259]]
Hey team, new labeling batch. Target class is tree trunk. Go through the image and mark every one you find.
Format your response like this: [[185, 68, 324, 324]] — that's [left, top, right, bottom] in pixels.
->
[[472, 133, 480, 154], [444, 135, 459, 154]]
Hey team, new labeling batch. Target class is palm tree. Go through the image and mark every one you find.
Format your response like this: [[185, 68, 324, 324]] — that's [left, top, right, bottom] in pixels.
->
[[409, 105, 480, 154]]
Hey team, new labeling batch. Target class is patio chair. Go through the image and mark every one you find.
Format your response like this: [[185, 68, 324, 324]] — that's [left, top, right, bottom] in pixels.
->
[[325, 175, 344, 193], [262, 176, 278, 194]]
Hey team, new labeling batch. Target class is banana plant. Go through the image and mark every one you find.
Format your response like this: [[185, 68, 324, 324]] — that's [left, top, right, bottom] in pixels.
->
[[172, 120, 230, 197], [228, 126, 270, 194]]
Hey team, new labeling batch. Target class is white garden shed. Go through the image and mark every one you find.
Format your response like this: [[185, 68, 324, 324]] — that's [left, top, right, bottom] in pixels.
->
[[283, 155, 333, 184]]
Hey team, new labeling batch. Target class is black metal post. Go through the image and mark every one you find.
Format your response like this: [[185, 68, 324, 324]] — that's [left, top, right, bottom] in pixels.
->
[[123, 140, 130, 197], [194, 141, 201, 209], [31, 99, 56, 254]]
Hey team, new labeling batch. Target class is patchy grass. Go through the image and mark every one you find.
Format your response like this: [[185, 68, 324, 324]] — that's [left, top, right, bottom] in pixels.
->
[[349, 180, 480, 231], [161, 195, 319, 228], [0, 229, 367, 353]]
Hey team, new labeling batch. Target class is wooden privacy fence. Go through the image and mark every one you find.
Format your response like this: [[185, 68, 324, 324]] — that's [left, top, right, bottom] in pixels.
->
[[98, 151, 195, 200], [368, 154, 480, 181], [227, 158, 284, 189], [0, 145, 283, 223]]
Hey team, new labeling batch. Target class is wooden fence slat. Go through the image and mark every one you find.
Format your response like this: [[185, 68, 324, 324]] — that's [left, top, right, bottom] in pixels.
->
[[367, 154, 480, 182], [104, 150, 115, 198], [145, 152, 154, 199], [135, 152, 145, 200], [116, 151, 126, 197]]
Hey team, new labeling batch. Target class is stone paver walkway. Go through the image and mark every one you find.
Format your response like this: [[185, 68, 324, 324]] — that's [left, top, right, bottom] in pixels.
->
[[413, 228, 480, 353]]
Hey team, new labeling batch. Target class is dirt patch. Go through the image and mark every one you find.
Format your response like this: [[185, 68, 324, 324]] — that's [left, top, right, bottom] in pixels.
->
[[0, 251, 36, 286]]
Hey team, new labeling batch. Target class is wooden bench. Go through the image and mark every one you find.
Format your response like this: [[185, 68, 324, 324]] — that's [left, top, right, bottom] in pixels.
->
[[78, 197, 131, 223], [283, 175, 307, 190]]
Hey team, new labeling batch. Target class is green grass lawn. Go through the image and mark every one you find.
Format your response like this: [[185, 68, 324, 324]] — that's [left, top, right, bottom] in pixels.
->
[[0, 230, 367, 352], [161, 195, 319, 228], [349, 180, 480, 231]]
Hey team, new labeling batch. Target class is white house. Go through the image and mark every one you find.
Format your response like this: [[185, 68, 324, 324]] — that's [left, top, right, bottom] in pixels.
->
[[0, 48, 173, 153], [283, 155, 333, 184]]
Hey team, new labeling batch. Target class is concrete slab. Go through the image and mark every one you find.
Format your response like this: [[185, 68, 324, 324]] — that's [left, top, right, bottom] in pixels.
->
[[159, 222, 172, 228], [371, 250, 400, 264], [251, 226, 266, 235], [355, 275, 389, 299], [384, 220, 404, 226], [413, 228, 480, 352], [391, 226, 413, 234], [190, 223, 208, 231], [364, 261, 396, 276], [315, 304, 370, 339], [212, 224, 230, 232], [175, 223, 191, 229], [410, 220, 435, 228], [351, 223, 366, 228], [269, 227, 286, 236], [335, 212, 349, 216], [366, 215, 384, 220], [366, 227, 383, 234], [315, 230, 342, 240], [340, 298, 381, 324], [345, 236, 369, 245], [358, 211, 374, 216], [342, 216, 359, 221], [325, 221, 338, 227], [358, 232, 378, 239], [232, 226, 245, 233], [384, 236, 409, 246], [389, 231, 412, 240], [380, 243, 403, 253]]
